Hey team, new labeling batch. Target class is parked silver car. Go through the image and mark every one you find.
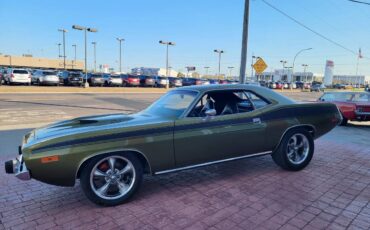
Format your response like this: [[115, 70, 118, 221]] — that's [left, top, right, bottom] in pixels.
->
[[4, 68, 31, 85], [32, 70, 59, 86]]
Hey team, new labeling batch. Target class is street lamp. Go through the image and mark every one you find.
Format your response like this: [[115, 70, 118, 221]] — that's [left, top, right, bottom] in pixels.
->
[[91, 42, 97, 72], [72, 25, 98, 87], [280, 60, 287, 82], [204, 66, 210, 76], [58, 29, 68, 70], [57, 43, 61, 59], [228, 66, 234, 79], [116, 38, 125, 73], [214, 49, 225, 80], [302, 64, 309, 82], [72, 44, 77, 69], [292, 48, 312, 82], [159, 40, 175, 88]]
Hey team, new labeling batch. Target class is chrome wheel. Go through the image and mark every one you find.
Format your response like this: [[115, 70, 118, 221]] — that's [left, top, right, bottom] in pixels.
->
[[286, 133, 309, 165], [90, 156, 136, 200]]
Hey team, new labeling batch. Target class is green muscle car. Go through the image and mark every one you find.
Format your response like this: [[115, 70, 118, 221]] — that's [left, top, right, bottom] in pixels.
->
[[5, 84, 342, 206]]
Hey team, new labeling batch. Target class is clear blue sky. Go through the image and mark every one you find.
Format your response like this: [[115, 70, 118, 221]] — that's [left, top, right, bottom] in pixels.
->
[[0, 0, 369, 76]]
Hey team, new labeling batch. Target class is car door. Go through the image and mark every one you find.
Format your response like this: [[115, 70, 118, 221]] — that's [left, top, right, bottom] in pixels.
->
[[173, 90, 269, 168]]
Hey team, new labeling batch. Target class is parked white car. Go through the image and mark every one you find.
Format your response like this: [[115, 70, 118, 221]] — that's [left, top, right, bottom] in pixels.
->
[[32, 70, 59, 86], [104, 74, 123, 86], [4, 68, 31, 85], [154, 76, 169, 88]]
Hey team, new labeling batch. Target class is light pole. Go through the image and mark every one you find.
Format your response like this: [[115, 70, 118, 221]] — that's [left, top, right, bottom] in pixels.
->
[[91, 42, 97, 72], [159, 40, 175, 88], [280, 60, 287, 82], [214, 49, 224, 80], [302, 64, 308, 82], [57, 43, 61, 59], [58, 29, 68, 70], [116, 38, 124, 72], [204, 66, 210, 76], [228, 67, 234, 79], [239, 0, 250, 84], [72, 25, 97, 87], [72, 44, 77, 69], [292, 48, 312, 82]]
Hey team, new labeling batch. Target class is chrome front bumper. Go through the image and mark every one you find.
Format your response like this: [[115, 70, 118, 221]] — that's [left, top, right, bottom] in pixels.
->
[[4, 155, 31, 180]]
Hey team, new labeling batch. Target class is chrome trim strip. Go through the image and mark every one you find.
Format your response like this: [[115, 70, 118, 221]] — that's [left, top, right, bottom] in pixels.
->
[[154, 151, 272, 175]]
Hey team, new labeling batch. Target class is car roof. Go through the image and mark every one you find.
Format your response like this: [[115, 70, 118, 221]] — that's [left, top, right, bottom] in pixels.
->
[[173, 84, 294, 104]]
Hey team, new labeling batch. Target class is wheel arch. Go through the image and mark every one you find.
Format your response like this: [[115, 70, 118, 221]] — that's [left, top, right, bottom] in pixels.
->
[[76, 149, 152, 179], [273, 124, 316, 152]]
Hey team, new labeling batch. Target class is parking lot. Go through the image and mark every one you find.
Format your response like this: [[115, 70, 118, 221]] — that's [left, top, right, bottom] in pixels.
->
[[0, 90, 369, 230]]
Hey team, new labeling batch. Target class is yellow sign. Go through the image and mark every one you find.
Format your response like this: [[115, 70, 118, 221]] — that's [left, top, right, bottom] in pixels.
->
[[253, 58, 268, 74]]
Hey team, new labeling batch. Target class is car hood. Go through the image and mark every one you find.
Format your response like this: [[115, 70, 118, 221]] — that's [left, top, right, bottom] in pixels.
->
[[23, 113, 173, 149]]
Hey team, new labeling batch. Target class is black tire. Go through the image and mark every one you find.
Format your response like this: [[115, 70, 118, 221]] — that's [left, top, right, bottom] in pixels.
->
[[272, 128, 314, 171], [80, 152, 143, 206], [340, 117, 348, 126]]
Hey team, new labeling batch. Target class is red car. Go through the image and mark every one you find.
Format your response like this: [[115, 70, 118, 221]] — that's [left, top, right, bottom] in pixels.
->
[[121, 74, 140, 87], [318, 92, 370, 125]]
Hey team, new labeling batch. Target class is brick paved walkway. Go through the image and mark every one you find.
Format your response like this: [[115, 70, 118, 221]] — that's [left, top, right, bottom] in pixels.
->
[[1, 139, 369, 230]]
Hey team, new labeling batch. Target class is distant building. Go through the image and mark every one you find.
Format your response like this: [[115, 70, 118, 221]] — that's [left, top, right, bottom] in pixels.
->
[[131, 67, 178, 77], [0, 54, 84, 70], [256, 71, 321, 82], [333, 75, 366, 85]]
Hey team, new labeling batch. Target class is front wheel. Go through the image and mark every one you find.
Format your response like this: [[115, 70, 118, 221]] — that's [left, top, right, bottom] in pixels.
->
[[272, 129, 314, 171], [80, 152, 143, 206]]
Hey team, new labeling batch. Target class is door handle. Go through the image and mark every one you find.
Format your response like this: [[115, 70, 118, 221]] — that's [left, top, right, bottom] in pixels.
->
[[253, 118, 261, 124]]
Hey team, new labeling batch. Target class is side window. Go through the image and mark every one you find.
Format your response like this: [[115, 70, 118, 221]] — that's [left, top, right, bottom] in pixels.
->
[[244, 91, 270, 109], [188, 90, 270, 118], [188, 94, 213, 117]]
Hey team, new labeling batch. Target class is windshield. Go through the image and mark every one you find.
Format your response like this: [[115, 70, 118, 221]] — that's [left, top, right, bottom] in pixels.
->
[[143, 90, 198, 118], [13, 70, 28, 74], [321, 93, 370, 102], [43, 71, 57, 75]]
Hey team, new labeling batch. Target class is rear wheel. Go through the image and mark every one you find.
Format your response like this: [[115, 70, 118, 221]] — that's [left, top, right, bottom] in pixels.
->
[[80, 152, 143, 206], [272, 129, 314, 171]]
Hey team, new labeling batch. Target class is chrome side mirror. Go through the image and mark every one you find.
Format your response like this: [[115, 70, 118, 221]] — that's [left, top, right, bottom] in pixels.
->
[[205, 109, 216, 117]]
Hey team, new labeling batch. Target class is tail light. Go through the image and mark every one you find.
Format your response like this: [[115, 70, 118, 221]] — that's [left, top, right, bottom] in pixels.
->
[[196, 80, 201, 85], [10, 74, 14, 78], [28, 74, 31, 79]]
